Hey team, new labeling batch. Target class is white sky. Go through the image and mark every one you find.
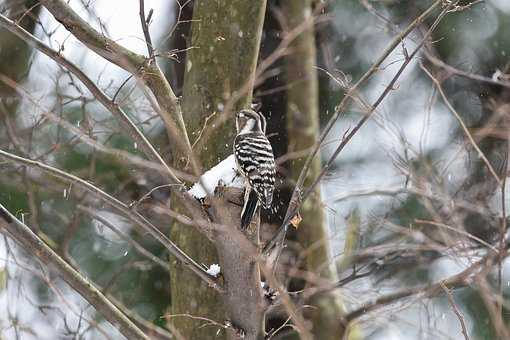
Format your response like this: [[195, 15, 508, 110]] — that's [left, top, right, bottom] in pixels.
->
[[32, 0, 173, 93]]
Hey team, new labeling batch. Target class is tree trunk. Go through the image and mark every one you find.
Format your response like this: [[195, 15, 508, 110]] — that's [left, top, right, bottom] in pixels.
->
[[169, 1, 267, 339], [281, 0, 346, 338]]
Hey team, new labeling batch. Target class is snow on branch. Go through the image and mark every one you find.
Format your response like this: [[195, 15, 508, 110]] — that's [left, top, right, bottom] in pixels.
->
[[206, 264, 221, 277], [188, 154, 245, 199]]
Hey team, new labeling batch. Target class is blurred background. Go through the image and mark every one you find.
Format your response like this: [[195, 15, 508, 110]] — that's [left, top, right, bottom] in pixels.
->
[[1, 0, 510, 339]]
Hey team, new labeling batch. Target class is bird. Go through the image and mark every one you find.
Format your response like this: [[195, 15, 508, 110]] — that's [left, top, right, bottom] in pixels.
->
[[234, 109, 276, 230]]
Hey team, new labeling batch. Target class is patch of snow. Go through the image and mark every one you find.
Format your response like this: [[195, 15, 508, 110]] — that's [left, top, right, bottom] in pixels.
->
[[492, 69, 502, 81], [206, 264, 221, 277], [188, 154, 244, 199]]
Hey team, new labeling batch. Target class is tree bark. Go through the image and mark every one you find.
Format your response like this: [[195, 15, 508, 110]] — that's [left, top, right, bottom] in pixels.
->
[[281, 1, 346, 338], [209, 188, 265, 340], [169, 1, 267, 339]]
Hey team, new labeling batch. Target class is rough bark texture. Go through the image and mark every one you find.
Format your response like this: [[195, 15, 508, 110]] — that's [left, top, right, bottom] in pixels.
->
[[182, 0, 267, 165], [281, 0, 346, 338], [169, 187, 265, 340], [169, 1, 267, 339]]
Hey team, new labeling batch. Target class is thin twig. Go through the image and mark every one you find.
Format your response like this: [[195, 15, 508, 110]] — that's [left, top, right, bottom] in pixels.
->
[[0, 149, 222, 291], [112, 74, 134, 102], [162, 313, 229, 332], [332, 186, 492, 218], [421, 64, 502, 185], [345, 252, 490, 323], [0, 204, 149, 340], [139, 0, 155, 61], [38, 0, 194, 163], [423, 49, 510, 89], [264, 0, 448, 254], [441, 281, 470, 340], [129, 184, 182, 208], [0, 14, 182, 185], [497, 146, 508, 313], [414, 219, 498, 252]]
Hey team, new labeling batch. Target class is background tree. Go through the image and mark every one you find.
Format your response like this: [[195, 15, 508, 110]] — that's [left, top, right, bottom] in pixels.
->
[[281, 1, 345, 338]]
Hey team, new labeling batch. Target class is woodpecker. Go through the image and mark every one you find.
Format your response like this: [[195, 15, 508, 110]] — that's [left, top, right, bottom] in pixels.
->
[[234, 109, 276, 229]]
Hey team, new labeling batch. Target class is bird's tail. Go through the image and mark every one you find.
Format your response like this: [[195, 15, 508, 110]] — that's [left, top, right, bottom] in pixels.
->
[[241, 188, 259, 230]]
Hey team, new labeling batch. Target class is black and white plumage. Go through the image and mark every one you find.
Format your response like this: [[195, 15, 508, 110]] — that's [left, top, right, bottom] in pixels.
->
[[234, 109, 276, 229]]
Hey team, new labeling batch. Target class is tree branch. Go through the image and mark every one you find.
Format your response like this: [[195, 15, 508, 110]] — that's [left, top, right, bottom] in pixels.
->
[[264, 0, 451, 254], [138, 0, 155, 61], [0, 148, 221, 291], [38, 0, 194, 161], [423, 49, 510, 89], [421, 64, 502, 185], [441, 281, 470, 340], [0, 203, 148, 340], [344, 253, 491, 323], [0, 13, 182, 184]]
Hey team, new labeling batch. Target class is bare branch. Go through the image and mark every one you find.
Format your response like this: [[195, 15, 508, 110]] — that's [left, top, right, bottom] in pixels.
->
[[265, 0, 449, 254], [441, 281, 470, 340], [0, 148, 221, 291], [0, 204, 148, 340], [423, 49, 510, 89], [38, 0, 194, 160], [421, 64, 502, 185], [414, 219, 498, 252], [139, 0, 155, 61], [0, 13, 182, 184], [344, 253, 491, 323]]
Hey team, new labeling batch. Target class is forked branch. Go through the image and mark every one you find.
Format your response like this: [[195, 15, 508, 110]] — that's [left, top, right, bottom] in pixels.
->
[[0, 149, 220, 291], [39, 0, 193, 161]]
